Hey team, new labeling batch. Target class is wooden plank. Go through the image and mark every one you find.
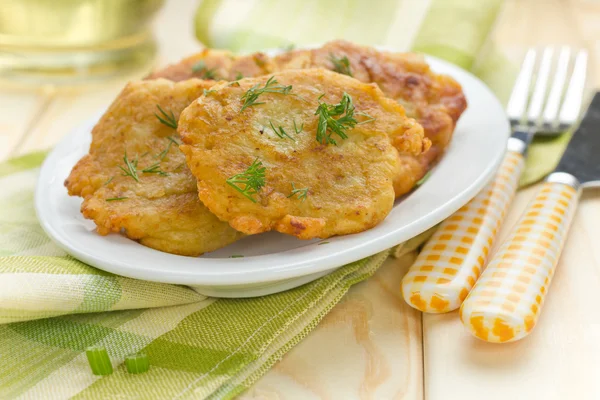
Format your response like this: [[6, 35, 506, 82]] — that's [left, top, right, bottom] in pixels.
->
[[0, 90, 47, 161], [424, 187, 600, 400], [242, 255, 424, 400], [14, 83, 126, 155]]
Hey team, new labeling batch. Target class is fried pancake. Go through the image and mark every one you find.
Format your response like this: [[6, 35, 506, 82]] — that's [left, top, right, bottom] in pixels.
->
[[146, 48, 274, 82], [179, 69, 427, 239], [150, 40, 466, 196], [272, 41, 467, 194], [65, 79, 244, 256]]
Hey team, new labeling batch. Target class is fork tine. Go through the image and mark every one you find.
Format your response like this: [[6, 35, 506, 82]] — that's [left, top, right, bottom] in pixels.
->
[[559, 49, 588, 128], [507, 49, 536, 126], [542, 47, 571, 129], [527, 47, 554, 125]]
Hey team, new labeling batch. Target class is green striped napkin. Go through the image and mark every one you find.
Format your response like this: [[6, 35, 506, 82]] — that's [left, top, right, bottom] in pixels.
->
[[1, 1, 567, 398]]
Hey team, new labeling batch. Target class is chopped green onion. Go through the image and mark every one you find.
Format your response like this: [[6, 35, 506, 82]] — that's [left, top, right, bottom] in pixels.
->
[[125, 352, 149, 374], [86, 346, 113, 376]]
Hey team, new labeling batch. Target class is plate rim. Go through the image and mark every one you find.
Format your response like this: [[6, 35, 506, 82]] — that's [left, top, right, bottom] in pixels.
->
[[35, 53, 509, 286]]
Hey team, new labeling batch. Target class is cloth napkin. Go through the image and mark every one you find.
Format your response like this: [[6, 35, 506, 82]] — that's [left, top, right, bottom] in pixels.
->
[[0, 0, 568, 398]]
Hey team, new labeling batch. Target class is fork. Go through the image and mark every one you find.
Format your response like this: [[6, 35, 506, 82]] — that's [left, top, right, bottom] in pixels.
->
[[401, 47, 588, 313]]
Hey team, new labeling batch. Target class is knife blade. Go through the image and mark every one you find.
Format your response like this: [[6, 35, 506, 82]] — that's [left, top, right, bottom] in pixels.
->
[[554, 92, 600, 186], [460, 91, 600, 343]]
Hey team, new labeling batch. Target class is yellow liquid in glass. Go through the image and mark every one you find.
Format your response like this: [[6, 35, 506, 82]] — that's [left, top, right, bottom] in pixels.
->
[[0, 0, 164, 85]]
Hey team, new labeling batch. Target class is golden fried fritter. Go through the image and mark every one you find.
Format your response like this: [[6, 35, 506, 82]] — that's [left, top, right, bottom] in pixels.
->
[[150, 40, 466, 196], [272, 41, 467, 194], [146, 48, 273, 82], [179, 69, 427, 239], [65, 79, 244, 256]]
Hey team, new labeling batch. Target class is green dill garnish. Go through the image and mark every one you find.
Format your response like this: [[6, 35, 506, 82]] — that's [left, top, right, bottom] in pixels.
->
[[158, 136, 180, 161], [226, 158, 266, 203], [240, 76, 292, 112], [106, 197, 128, 202], [329, 53, 352, 77], [204, 89, 216, 96], [191, 60, 220, 80], [269, 120, 295, 141], [118, 151, 139, 182], [293, 120, 304, 134], [416, 171, 432, 186], [235, 72, 244, 80], [228, 81, 241, 87], [142, 162, 168, 176], [356, 111, 376, 125], [287, 182, 308, 202], [318, 241, 330, 245], [103, 176, 114, 186], [140, 151, 149, 158], [281, 43, 295, 52], [315, 92, 357, 145], [155, 105, 178, 129], [229, 255, 244, 258]]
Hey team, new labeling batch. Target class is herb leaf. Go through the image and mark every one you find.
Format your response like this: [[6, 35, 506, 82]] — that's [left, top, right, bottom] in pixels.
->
[[293, 120, 304, 134], [191, 60, 220, 80], [314, 92, 357, 145], [226, 158, 266, 203], [118, 151, 139, 182], [269, 120, 295, 141], [142, 162, 168, 176], [158, 136, 180, 161], [240, 76, 292, 112], [103, 176, 114, 186], [235, 72, 244, 80], [356, 111, 376, 125], [329, 53, 353, 77], [106, 197, 128, 202], [155, 105, 178, 129], [287, 182, 309, 202], [204, 89, 216, 96]]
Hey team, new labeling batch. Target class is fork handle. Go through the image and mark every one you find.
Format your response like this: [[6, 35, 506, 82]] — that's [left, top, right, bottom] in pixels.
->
[[401, 149, 525, 313], [460, 174, 580, 342]]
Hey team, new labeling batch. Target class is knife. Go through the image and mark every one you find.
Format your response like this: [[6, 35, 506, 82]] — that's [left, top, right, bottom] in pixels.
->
[[460, 91, 600, 343]]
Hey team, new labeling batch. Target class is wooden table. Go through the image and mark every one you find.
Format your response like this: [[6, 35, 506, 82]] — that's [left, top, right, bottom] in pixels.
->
[[2, 1, 599, 398]]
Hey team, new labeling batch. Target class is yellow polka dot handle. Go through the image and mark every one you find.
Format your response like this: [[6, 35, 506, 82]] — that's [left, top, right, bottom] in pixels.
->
[[460, 180, 580, 343], [401, 151, 525, 313]]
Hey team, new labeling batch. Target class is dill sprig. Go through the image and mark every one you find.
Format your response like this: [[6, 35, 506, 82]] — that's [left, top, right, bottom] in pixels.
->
[[329, 53, 353, 77], [287, 182, 309, 202], [142, 162, 168, 176], [315, 92, 357, 145], [226, 158, 266, 203], [235, 72, 244, 80], [103, 176, 114, 186], [118, 151, 139, 182], [240, 76, 292, 112], [191, 61, 220, 80], [106, 197, 128, 202], [155, 105, 178, 129], [293, 120, 304, 134], [204, 89, 216, 96], [158, 136, 180, 161], [356, 111, 376, 125], [269, 120, 295, 141]]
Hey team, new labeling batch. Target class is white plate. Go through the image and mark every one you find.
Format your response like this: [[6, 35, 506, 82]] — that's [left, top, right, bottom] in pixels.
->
[[35, 55, 509, 298]]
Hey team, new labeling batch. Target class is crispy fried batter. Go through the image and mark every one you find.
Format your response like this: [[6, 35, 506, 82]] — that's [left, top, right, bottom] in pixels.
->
[[149, 40, 466, 197], [65, 79, 244, 256], [179, 69, 427, 239], [272, 41, 467, 194]]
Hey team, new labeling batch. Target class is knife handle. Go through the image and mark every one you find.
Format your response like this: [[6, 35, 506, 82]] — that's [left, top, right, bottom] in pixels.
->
[[401, 151, 525, 313], [460, 175, 580, 343]]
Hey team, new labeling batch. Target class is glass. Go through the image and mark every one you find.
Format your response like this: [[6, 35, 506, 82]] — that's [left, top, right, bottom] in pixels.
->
[[0, 0, 164, 86]]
